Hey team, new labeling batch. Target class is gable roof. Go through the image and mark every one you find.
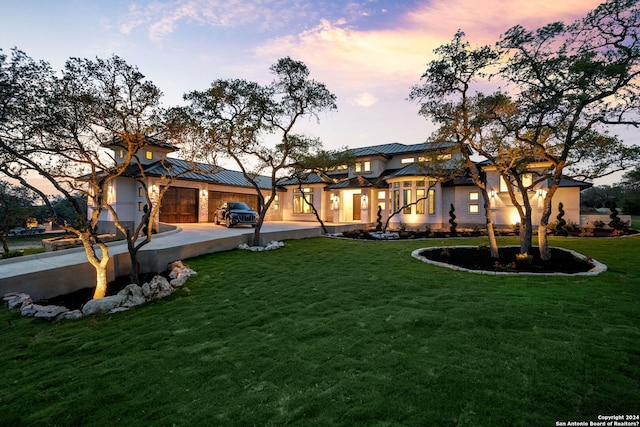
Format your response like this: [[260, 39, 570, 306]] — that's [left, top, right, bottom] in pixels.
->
[[325, 175, 386, 190]]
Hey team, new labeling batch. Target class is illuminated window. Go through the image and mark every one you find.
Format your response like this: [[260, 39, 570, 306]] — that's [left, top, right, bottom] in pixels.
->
[[403, 181, 412, 187], [293, 194, 313, 214], [437, 153, 452, 160], [428, 189, 435, 214], [417, 189, 425, 214], [522, 173, 533, 188], [138, 187, 144, 197], [119, 150, 125, 159], [401, 157, 415, 164], [469, 204, 479, 214], [393, 190, 400, 212], [145, 151, 153, 160], [500, 176, 509, 192], [469, 191, 479, 201], [293, 189, 313, 214], [377, 191, 386, 199], [403, 189, 412, 214], [416, 180, 425, 187], [355, 161, 371, 173], [138, 202, 143, 212]]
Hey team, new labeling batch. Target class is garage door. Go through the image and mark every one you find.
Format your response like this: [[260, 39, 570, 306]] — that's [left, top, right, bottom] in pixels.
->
[[208, 191, 258, 222], [160, 187, 198, 223]]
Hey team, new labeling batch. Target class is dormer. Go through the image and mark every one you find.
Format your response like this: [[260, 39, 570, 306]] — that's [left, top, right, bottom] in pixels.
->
[[108, 135, 178, 165]]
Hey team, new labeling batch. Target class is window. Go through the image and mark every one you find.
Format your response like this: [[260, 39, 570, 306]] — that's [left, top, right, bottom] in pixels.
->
[[522, 173, 533, 188], [354, 161, 371, 173], [138, 202, 143, 212], [138, 187, 144, 197], [403, 181, 412, 187], [500, 176, 509, 192], [119, 150, 125, 160], [401, 157, 415, 164], [393, 190, 400, 212], [393, 182, 400, 188], [416, 180, 425, 187], [419, 153, 452, 162], [428, 189, 435, 214], [377, 190, 386, 199], [417, 189, 425, 214], [403, 189, 412, 214], [145, 151, 153, 160], [469, 191, 479, 201], [469, 204, 479, 214], [293, 190, 313, 214]]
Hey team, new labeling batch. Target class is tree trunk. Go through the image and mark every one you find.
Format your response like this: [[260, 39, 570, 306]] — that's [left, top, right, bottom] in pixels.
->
[[93, 267, 109, 300], [129, 248, 140, 285], [78, 234, 111, 299], [481, 189, 499, 258], [1, 233, 9, 254], [538, 183, 559, 261]]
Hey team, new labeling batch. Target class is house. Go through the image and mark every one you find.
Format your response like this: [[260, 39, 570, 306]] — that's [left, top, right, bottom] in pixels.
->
[[95, 140, 590, 233], [278, 142, 590, 230]]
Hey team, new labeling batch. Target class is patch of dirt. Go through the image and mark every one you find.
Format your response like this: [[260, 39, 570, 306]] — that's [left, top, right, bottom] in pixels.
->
[[35, 272, 167, 311], [419, 246, 594, 274]]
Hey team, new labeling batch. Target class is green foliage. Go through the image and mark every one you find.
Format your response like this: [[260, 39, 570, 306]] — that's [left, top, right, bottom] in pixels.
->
[[448, 203, 457, 234], [0, 237, 638, 425]]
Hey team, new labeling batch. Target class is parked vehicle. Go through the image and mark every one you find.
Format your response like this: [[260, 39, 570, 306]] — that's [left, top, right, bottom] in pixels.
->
[[6, 225, 46, 236], [7, 227, 26, 236], [213, 202, 258, 228]]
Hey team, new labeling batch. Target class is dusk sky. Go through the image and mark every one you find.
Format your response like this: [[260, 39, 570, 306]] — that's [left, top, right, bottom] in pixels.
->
[[2, 0, 628, 185]]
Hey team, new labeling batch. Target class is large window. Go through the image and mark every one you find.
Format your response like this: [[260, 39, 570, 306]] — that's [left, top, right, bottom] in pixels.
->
[[393, 190, 400, 212], [293, 189, 313, 214], [416, 189, 425, 214], [428, 188, 435, 214], [403, 189, 412, 214]]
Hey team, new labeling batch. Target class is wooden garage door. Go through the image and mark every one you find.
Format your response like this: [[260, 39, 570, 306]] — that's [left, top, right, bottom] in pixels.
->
[[160, 187, 198, 223]]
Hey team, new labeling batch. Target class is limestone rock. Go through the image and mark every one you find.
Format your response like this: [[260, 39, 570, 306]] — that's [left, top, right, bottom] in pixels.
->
[[4, 293, 32, 310], [142, 276, 173, 300], [59, 310, 83, 320], [33, 305, 69, 319], [168, 261, 197, 288], [118, 284, 146, 307], [82, 295, 125, 316], [238, 241, 284, 251], [20, 303, 38, 317]]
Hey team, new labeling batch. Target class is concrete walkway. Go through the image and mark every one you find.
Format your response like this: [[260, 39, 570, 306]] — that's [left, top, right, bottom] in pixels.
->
[[1, 221, 353, 300]]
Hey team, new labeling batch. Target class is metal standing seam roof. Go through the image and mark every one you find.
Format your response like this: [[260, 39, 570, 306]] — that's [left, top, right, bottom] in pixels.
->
[[349, 142, 456, 158], [129, 158, 275, 190]]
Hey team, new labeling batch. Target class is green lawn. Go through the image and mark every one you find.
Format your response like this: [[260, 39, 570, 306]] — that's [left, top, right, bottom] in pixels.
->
[[1, 236, 639, 426]]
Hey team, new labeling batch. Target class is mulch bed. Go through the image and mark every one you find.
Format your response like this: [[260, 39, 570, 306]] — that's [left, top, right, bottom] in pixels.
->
[[419, 246, 594, 274]]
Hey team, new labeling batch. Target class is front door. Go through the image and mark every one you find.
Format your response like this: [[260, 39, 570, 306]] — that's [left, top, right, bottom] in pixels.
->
[[353, 194, 361, 221]]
